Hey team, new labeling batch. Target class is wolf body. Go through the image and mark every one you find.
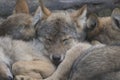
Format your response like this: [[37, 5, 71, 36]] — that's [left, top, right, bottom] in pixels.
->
[[69, 44, 120, 80]]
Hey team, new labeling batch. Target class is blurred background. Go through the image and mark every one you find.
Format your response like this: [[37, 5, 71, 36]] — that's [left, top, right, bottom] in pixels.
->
[[0, 0, 120, 17]]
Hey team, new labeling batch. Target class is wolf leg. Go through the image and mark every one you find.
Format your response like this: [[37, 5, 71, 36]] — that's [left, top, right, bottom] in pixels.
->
[[12, 60, 56, 79]]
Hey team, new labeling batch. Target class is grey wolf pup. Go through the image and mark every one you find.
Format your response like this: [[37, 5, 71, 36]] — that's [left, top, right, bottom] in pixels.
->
[[0, 0, 35, 41], [14, 0, 88, 79]]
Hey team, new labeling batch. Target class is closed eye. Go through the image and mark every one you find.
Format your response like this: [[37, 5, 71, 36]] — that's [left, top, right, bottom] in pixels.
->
[[47, 38, 52, 42], [63, 39, 69, 42], [62, 37, 72, 44]]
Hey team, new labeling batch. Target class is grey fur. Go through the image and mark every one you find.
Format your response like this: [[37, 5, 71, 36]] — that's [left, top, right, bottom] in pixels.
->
[[69, 45, 120, 80]]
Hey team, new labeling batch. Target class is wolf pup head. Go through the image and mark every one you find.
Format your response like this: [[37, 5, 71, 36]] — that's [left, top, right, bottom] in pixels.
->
[[34, 0, 87, 66], [0, 0, 35, 41], [86, 8, 120, 44]]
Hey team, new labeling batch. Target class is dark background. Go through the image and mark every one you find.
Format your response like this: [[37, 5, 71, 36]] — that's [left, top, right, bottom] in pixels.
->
[[0, 0, 120, 17]]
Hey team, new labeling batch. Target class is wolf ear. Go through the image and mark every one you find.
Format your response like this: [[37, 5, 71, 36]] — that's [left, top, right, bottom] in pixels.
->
[[32, 6, 44, 26], [71, 5, 87, 32], [32, 0, 51, 26], [111, 8, 120, 29], [13, 0, 29, 14], [87, 13, 99, 31]]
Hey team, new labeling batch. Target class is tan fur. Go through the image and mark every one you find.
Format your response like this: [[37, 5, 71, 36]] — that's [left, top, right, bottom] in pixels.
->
[[86, 8, 120, 44], [13, 0, 29, 14], [15, 75, 39, 80], [38, 0, 51, 17], [13, 60, 55, 79], [87, 16, 112, 39]]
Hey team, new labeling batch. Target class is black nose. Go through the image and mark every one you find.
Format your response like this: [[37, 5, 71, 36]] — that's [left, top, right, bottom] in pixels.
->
[[52, 55, 61, 62], [52, 55, 62, 66], [8, 76, 13, 80]]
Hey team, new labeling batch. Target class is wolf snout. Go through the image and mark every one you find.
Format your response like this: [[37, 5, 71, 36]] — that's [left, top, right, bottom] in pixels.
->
[[51, 55, 64, 66], [52, 55, 61, 61]]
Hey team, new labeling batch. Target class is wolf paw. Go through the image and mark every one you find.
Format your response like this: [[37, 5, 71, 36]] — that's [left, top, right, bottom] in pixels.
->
[[14, 75, 38, 80], [44, 76, 59, 80]]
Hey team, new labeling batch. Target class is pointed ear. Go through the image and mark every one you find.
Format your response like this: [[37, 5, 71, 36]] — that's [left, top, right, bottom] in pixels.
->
[[71, 5, 87, 32], [13, 0, 29, 14], [32, 6, 44, 26], [87, 13, 99, 31], [38, 0, 51, 17], [111, 8, 120, 29], [71, 5, 87, 18], [32, 0, 51, 26]]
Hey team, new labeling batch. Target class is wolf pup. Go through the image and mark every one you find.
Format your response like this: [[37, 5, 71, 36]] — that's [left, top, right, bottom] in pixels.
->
[[14, 0, 88, 79], [34, 0, 88, 66], [0, 0, 35, 41], [86, 8, 120, 45], [0, 0, 55, 80]]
